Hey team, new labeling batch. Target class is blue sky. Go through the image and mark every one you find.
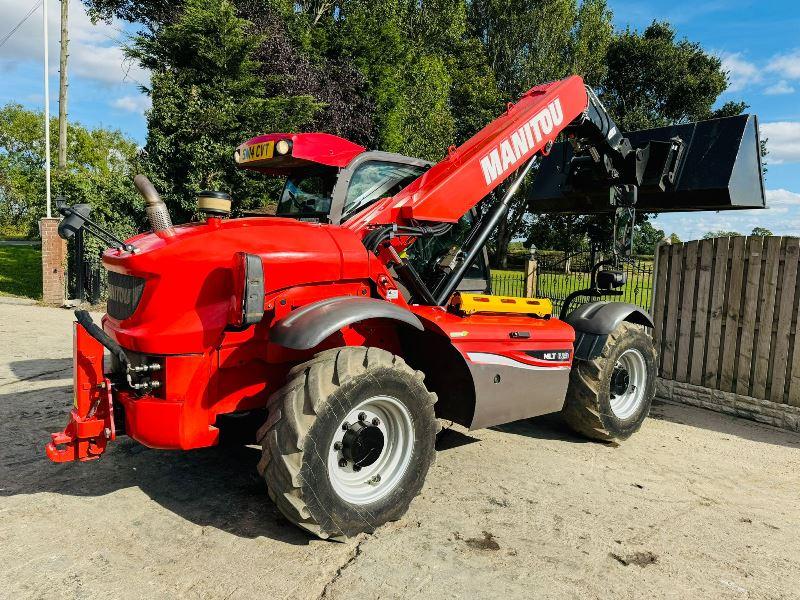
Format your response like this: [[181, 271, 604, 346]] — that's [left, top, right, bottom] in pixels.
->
[[1, 0, 798, 240]]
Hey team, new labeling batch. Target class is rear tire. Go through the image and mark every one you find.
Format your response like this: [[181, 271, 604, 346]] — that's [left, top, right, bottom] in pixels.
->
[[562, 322, 656, 441], [257, 347, 438, 540]]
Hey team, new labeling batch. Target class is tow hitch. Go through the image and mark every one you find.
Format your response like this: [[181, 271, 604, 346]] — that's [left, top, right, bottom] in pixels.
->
[[45, 322, 117, 462]]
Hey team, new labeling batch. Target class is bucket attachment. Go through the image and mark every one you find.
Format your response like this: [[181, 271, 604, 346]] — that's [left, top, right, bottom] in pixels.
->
[[528, 114, 766, 213]]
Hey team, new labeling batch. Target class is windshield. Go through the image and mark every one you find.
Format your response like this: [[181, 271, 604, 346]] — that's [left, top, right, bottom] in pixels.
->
[[276, 171, 335, 219], [342, 161, 426, 220]]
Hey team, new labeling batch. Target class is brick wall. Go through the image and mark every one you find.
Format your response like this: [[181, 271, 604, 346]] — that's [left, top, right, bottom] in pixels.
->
[[39, 218, 66, 305], [656, 378, 800, 432]]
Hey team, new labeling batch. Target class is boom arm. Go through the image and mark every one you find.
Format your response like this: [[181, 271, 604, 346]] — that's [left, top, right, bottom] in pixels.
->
[[348, 75, 657, 305], [345, 76, 590, 232]]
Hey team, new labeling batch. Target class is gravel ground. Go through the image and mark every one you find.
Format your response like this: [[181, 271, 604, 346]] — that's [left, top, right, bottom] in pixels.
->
[[1, 302, 799, 599]]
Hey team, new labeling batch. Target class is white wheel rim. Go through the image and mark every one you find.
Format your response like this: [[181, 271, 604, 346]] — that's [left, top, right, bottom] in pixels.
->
[[327, 395, 414, 505], [609, 348, 647, 420]]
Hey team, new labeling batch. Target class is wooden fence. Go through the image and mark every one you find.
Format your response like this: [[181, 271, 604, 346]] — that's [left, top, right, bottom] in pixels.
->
[[652, 236, 800, 427]]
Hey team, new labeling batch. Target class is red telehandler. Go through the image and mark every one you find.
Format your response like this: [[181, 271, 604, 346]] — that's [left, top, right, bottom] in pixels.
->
[[49, 76, 765, 539]]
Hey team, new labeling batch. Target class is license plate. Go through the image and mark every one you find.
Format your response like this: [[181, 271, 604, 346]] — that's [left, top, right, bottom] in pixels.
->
[[239, 141, 274, 163]]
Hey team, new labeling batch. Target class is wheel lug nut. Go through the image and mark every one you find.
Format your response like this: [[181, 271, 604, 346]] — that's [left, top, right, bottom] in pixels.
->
[[372, 417, 380, 426], [333, 441, 342, 451], [358, 412, 367, 422], [341, 422, 349, 431], [339, 458, 348, 468]]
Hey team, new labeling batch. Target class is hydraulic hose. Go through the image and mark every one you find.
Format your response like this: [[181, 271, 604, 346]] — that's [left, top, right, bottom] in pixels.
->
[[74, 310, 129, 368]]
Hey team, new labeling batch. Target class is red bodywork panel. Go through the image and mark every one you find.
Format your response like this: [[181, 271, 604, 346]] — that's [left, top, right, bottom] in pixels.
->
[[102, 216, 379, 354], [47, 76, 592, 460], [412, 305, 574, 367]]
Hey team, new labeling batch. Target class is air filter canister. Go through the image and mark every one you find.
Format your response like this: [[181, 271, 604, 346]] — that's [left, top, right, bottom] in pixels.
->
[[197, 191, 232, 217]]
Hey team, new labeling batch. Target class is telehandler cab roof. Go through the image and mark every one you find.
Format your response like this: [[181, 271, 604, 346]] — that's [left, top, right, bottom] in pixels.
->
[[234, 132, 366, 175]]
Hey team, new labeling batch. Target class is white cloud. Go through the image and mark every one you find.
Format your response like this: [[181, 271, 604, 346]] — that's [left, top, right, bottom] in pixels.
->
[[764, 80, 795, 96], [766, 188, 800, 207], [654, 189, 800, 240], [761, 122, 800, 165], [719, 52, 760, 92], [111, 94, 151, 114], [0, 0, 149, 88], [767, 49, 800, 80], [716, 49, 798, 96]]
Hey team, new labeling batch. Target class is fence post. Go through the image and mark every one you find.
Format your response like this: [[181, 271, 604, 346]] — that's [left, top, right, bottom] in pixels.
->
[[650, 236, 671, 316], [524, 247, 537, 297]]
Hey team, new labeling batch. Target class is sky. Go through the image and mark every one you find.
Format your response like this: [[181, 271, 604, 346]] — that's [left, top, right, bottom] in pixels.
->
[[0, 0, 798, 240]]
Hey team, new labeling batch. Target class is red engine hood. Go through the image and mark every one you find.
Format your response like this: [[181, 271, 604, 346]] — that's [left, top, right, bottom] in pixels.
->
[[102, 217, 370, 354]]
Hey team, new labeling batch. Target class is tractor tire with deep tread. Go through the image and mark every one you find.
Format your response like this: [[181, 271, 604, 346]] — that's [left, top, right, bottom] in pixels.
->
[[257, 347, 438, 540], [562, 322, 656, 442]]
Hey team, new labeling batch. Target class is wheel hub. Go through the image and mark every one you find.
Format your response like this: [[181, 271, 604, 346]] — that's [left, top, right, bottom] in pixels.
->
[[611, 367, 630, 397], [327, 395, 415, 505], [341, 421, 385, 468]]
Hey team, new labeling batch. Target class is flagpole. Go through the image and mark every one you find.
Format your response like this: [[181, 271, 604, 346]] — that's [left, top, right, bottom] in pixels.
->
[[43, 0, 51, 218]]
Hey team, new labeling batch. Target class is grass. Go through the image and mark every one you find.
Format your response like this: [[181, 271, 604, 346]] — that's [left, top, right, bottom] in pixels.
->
[[0, 245, 42, 299], [491, 267, 653, 310]]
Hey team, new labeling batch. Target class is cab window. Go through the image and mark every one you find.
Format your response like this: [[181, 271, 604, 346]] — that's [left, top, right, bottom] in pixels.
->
[[276, 171, 335, 219], [342, 161, 425, 221]]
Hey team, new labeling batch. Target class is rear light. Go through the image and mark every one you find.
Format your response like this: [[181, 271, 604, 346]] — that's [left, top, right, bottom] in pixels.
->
[[230, 252, 265, 327], [275, 139, 292, 155]]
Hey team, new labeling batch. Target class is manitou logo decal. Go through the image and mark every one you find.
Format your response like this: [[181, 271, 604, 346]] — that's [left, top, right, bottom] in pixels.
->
[[479, 98, 563, 185]]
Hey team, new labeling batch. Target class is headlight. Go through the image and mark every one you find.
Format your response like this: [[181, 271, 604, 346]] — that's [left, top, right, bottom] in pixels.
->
[[275, 139, 292, 155]]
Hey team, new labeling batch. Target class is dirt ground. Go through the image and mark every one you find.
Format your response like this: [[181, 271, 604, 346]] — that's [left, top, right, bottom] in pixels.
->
[[1, 302, 799, 599]]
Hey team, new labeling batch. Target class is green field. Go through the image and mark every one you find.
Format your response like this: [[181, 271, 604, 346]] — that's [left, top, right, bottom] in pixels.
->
[[0, 245, 42, 299]]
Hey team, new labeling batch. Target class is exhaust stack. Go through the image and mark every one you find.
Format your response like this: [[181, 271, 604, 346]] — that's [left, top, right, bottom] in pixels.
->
[[134, 174, 173, 231]]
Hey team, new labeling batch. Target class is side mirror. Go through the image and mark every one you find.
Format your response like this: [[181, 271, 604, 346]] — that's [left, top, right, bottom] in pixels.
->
[[597, 270, 626, 290], [57, 202, 92, 240]]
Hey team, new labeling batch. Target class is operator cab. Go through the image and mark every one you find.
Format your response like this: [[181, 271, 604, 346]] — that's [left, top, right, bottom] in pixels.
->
[[235, 132, 428, 226], [236, 133, 491, 295]]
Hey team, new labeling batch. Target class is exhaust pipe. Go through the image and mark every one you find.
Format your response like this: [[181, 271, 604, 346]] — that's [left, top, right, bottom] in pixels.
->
[[134, 174, 173, 232]]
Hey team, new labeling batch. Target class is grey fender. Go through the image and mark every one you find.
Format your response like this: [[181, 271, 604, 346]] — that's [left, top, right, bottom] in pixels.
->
[[564, 301, 654, 360], [270, 296, 423, 350]]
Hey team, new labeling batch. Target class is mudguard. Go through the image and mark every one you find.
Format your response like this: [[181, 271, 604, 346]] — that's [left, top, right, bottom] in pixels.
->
[[271, 296, 423, 350], [564, 301, 654, 360]]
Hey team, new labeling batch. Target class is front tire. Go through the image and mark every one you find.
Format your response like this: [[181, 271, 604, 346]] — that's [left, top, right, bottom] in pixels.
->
[[562, 322, 656, 441], [257, 347, 438, 540]]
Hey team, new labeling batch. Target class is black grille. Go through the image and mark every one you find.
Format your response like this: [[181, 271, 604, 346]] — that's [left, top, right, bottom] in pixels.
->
[[107, 271, 145, 320]]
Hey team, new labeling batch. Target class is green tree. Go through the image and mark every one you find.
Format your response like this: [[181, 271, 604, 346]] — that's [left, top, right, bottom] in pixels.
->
[[751, 226, 773, 236], [314, 0, 466, 161], [127, 0, 323, 222], [702, 230, 742, 239], [633, 220, 665, 255], [467, 0, 614, 268], [601, 21, 746, 131], [0, 103, 143, 238]]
